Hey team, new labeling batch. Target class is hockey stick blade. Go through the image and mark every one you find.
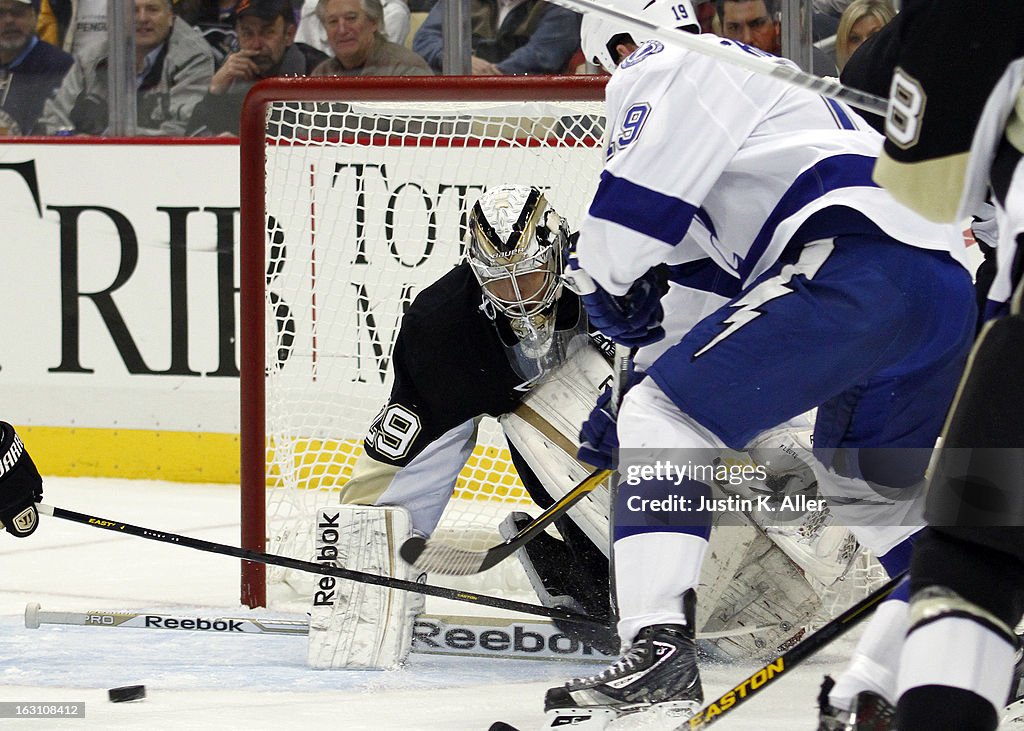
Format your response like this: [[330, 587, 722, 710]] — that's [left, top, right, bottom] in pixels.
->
[[400, 468, 612, 575], [679, 570, 908, 729], [37, 503, 608, 628], [546, 0, 888, 117]]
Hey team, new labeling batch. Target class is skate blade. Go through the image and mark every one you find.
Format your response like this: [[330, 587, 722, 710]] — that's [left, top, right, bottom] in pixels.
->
[[541, 707, 619, 729], [607, 701, 703, 730]]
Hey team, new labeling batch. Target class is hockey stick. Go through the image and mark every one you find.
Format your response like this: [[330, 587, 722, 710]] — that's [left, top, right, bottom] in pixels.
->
[[36, 503, 608, 629], [680, 570, 908, 729], [24, 604, 613, 663], [400, 468, 612, 575], [399, 345, 632, 576], [548, 0, 888, 117]]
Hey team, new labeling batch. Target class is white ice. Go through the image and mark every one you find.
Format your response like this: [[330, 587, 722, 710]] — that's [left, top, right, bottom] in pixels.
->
[[0, 477, 1018, 730]]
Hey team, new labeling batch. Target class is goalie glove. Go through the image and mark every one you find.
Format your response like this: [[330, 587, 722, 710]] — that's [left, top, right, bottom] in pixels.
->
[[0, 422, 43, 538], [563, 250, 666, 347], [745, 421, 818, 501]]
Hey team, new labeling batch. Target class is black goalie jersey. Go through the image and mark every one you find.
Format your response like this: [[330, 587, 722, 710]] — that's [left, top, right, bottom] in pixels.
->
[[362, 261, 591, 469]]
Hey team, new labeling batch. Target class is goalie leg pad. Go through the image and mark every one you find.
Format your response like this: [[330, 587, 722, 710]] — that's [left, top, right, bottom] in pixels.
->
[[696, 510, 821, 661], [307, 505, 420, 670]]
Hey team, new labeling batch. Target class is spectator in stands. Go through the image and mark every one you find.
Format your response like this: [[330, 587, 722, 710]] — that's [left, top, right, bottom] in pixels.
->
[[35, 0, 108, 55], [186, 0, 326, 136], [716, 0, 779, 55], [296, 0, 409, 51], [412, 0, 580, 75], [0, 0, 72, 135], [311, 0, 430, 75], [834, 0, 893, 72], [36, 0, 213, 135], [717, 0, 834, 74]]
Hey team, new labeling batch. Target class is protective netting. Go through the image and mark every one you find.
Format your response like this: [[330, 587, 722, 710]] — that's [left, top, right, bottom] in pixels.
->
[[259, 96, 606, 602]]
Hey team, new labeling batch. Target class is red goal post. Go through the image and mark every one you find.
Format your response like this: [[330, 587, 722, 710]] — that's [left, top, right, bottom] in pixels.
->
[[239, 76, 608, 608]]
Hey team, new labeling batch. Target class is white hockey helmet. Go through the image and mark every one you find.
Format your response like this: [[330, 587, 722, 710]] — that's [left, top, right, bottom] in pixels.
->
[[466, 185, 570, 355], [581, 0, 700, 73]]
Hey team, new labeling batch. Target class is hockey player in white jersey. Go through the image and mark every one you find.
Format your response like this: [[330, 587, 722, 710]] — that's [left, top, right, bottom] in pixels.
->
[[542, 3, 978, 727]]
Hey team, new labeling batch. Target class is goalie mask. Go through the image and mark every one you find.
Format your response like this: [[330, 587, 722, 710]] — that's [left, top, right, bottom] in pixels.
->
[[467, 185, 583, 380], [581, 0, 699, 73]]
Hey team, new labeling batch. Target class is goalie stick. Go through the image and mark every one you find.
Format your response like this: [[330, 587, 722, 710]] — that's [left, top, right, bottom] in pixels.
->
[[400, 468, 612, 575], [399, 345, 631, 576], [548, 0, 888, 117], [36, 503, 607, 629], [24, 604, 614, 663]]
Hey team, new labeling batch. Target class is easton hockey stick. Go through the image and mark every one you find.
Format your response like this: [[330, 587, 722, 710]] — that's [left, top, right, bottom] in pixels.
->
[[487, 571, 909, 731], [36, 504, 608, 628], [399, 345, 632, 576], [680, 570, 908, 729], [547, 0, 888, 117]]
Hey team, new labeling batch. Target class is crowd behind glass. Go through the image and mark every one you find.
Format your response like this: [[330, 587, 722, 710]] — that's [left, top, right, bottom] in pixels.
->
[[0, 0, 899, 137]]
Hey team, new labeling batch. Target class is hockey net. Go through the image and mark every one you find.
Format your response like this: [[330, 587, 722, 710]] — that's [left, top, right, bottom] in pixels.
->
[[239, 76, 608, 608], [237, 76, 886, 632]]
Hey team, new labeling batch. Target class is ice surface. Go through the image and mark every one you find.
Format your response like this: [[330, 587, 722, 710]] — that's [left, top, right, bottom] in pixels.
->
[[1, 477, 1017, 730]]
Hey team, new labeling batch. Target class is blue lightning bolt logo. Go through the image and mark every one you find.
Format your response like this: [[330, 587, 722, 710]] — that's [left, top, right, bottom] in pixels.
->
[[694, 241, 834, 358]]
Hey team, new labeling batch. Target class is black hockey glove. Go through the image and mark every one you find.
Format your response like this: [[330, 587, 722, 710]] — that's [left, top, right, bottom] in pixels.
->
[[0, 422, 43, 537]]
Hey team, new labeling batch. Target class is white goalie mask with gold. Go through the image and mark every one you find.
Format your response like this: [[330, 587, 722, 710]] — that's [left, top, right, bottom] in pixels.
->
[[467, 185, 573, 366]]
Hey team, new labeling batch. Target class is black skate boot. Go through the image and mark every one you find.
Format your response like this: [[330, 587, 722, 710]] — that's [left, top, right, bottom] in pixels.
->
[[544, 623, 703, 728], [816, 675, 895, 731]]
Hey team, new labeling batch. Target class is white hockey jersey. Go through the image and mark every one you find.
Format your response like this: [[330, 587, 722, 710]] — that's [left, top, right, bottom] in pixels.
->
[[578, 37, 968, 297]]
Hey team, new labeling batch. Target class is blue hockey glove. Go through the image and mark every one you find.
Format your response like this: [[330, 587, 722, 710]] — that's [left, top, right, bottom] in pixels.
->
[[0, 422, 43, 538], [578, 385, 620, 471], [563, 253, 666, 347]]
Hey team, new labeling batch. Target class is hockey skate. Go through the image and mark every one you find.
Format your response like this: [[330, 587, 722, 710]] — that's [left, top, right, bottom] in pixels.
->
[[543, 623, 703, 729], [816, 675, 895, 731]]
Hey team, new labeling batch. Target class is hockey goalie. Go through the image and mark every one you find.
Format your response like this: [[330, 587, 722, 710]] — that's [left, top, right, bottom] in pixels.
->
[[308, 185, 868, 670]]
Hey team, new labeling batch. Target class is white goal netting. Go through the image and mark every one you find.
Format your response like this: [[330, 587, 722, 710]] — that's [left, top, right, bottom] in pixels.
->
[[242, 79, 607, 606], [241, 78, 886, 634]]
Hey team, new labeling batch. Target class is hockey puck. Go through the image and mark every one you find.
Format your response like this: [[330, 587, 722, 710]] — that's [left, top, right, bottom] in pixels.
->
[[108, 685, 146, 703]]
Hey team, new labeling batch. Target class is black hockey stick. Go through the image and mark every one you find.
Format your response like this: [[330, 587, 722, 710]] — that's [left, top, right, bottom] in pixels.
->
[[679, 570, 908, 729], [400, 345, 632, 576], [37, 503, 609, 628], [400, 468, 613, 575]]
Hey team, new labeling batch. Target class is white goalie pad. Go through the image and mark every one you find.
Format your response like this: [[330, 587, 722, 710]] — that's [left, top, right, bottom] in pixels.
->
[[697, 510, 822, 661], [307, 505, 420, 670], [498, 341, 612, 556]]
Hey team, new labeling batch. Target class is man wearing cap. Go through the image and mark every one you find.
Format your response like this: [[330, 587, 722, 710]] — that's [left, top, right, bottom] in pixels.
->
[[0, 0, 72, 135], [186, 0, 326, 136], [36, 0, 214, 135]]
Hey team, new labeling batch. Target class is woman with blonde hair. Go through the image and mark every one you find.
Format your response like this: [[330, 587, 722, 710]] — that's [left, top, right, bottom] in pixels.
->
[[835, 0, 895, 71]]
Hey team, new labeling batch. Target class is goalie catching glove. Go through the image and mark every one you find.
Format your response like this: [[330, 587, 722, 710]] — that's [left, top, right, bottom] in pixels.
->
[[0, 422, 42, 538], [563, 249, 667, 347]]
